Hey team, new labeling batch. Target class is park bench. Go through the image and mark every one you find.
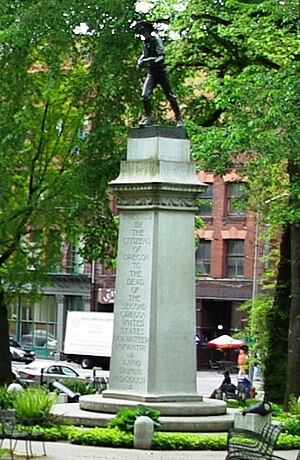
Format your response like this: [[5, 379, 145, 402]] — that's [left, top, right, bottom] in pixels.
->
[[225, 421, 285, 460], [209, 359, 220, 371], [217, 360, 238, 374], [0, 409, 46, 459]]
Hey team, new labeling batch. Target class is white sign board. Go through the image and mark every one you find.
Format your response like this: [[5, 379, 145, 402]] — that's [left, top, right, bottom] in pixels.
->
[[64, 311, 114, 357]]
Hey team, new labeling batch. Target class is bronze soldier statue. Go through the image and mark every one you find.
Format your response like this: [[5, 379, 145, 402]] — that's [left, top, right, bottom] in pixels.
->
[[136, 21, 184, 128]]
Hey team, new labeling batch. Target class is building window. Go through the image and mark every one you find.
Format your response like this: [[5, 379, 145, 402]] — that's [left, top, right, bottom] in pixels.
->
[[67, 244, 77, 273], [196, 240, 211, 275], [65, 296, 84, 312], [64, 242, 85, 274], [227, 183, 245, 215], [226, 240, 244, 277], [198, 184, 213, 216], [8, 295, 58, 354]]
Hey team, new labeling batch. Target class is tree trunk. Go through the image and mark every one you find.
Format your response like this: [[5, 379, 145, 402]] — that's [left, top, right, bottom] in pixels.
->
[[284, 222, 300, 406], [283, 159, 300, 406], [0, 286, 13, 386], [264, 225, 290, 404]]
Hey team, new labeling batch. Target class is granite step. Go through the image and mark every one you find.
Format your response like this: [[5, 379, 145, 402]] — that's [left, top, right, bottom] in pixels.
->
[[52, 402, 236, 432]]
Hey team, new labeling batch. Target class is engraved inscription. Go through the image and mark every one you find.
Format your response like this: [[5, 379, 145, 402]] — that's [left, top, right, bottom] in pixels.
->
[[114, 212, 152, 390]]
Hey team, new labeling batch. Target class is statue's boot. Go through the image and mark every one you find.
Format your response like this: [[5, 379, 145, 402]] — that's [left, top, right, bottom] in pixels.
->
[[139, 99, 154, 127], [139, 115, 154, 127], [176, 117, 184, 127], [169, 98, 184, 127]]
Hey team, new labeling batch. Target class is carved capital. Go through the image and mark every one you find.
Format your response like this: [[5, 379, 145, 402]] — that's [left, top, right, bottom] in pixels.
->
[[112, 183, 200, 211]]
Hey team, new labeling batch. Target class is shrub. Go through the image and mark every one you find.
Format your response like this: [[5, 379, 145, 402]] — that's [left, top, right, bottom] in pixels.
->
[[288, 395, 300, 416], [0, 386, 15, 409], [59, 378, 98, 396], [2, 420, 299, 451], [108, 404, 161, 433], [281, 418, 300, 436], [152, 432, 227, 450], [68, 429, 300, 451], [227, 400, 240, 409], [69, 427, 133, 448], [277, 433, 300, 449], [13, 387, 57, 426], [41, 425, 79, 441], [270, 402, 284, 417], [244, 398, 259, 407]]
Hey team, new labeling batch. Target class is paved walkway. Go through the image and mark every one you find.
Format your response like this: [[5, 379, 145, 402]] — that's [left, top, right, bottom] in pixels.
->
[[4, 440, 299, 460]]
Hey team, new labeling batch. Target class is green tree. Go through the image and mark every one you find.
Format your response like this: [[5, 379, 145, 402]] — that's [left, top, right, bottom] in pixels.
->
[[264, 225, 290, 403], [0, 0, 139, 386], [151, 0, 299, 403]]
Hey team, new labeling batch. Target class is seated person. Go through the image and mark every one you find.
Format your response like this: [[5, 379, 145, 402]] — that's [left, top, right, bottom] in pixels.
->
[[210, 371, 236, 399]]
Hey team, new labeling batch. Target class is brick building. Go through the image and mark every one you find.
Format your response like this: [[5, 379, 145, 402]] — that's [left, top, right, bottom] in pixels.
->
[[194, 170, 261, 368]]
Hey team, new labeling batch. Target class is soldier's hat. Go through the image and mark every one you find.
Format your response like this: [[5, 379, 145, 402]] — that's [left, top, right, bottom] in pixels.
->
[[135, 21, 155, 34]]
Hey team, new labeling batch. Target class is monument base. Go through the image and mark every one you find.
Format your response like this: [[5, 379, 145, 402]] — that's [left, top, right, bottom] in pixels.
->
[[75, 394, 232, 432], [79, 393, 226, 416], [102, 389, 203, 403], [52, 398, 234, 432]]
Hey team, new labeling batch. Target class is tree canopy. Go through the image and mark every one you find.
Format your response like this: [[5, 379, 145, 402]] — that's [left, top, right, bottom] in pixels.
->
[[147, 0, 299, 402], [0, 0, 140, 385], [1, 0, 299, 402]]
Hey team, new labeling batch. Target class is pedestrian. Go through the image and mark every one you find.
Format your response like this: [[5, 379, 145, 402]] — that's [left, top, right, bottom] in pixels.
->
[[135, 21, 184, 128], [237, 348, 248, 377], [253, 353, 261, 381]]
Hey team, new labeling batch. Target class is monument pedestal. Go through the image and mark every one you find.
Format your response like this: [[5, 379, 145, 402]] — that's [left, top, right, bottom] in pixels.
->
[[79, 127, 227, 427]]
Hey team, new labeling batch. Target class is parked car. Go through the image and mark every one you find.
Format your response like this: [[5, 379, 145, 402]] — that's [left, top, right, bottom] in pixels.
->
[[11, 365, 22, 384], [9, 337, 35, 364], [18, 361, 89, 386], [22, 330, 58, 349]]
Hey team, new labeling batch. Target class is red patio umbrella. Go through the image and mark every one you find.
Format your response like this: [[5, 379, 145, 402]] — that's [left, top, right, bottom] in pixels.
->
[[207, 334, 244, 349]]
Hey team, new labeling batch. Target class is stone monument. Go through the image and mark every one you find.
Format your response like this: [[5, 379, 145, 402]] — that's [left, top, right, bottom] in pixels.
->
[[79, 126, 228, 431], [104, 126, 203, 402]]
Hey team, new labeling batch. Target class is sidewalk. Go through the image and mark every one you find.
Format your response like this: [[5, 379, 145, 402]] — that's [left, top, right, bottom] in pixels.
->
[[6, 440, 300, 460]]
